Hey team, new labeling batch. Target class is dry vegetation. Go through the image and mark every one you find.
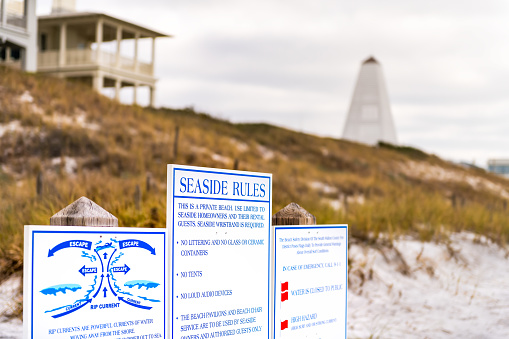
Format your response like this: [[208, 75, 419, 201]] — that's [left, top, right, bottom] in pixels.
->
[[2, 65, 509, 289]]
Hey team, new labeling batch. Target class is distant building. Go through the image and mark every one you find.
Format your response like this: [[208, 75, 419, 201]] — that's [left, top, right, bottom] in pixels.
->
[[37, 0, 170, 107], [458, 161, 483, 171], [487, 159, 509, 178], [342, 56, 397, 145], [0, 0, 37, 71]]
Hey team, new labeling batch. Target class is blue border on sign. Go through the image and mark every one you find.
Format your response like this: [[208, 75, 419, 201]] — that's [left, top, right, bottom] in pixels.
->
[[30, 229, 166, 339], [172, 167, 272, 338], [273, 225, 348, 339], [173, 167, 271, 203]]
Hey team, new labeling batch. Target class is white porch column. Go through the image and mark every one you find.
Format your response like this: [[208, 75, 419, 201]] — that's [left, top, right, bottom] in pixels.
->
[[114, 78, 121, 102], [149, 86, 155, 108], [134, 32, 140, 72], [115, 26, 122, 68], [95, 18, 103, 62], [1, 0, 7, 26], [59, 22, 67, 67], [24, 0, 38, 71], [133, 83, 139, 106], [5, 46, 11, 63], [20, 48, 26, 69], [150, 37, 156, 75], [93, 71, 103, 92]]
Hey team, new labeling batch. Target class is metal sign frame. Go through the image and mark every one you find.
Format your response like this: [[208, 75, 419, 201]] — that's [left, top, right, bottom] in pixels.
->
[[272, 224, 348, 339], [24, 226, 168, 339], [168, 164, 272, 338]]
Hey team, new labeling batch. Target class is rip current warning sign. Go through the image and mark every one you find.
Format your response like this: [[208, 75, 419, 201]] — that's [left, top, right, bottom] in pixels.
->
[[23, 226, 168, 339]]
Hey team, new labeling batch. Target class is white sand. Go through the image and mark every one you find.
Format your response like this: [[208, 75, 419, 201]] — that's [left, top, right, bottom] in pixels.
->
[[0, 275, 22, 338], [2, 232, 509, 338], [348, 233, 509, 338]]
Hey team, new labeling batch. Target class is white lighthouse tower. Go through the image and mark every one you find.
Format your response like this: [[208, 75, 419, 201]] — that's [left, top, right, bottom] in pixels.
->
[[342, 56, 398, 145]]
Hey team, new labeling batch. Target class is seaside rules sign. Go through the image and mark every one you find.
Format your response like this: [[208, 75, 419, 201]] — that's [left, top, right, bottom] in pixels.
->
[[273, 225, 348, 338], [23, 226, 167, 339], [168, 165, 272, 338]]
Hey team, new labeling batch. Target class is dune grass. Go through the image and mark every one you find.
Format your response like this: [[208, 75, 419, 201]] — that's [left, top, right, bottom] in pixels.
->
[[1, 65, 509, 286]]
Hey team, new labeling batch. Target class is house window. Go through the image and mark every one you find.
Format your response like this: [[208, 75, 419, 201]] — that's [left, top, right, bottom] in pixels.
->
[[41, 34, 47, 51], [6, 0, 26, 29], [10, 46, 20, 60]]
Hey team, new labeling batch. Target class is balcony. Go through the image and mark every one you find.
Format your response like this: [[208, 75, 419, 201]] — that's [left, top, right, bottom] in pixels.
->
[[0, 58, 21, 69], [1, 0, 27, 30], [38, 49, 154, 77], [6, 13, 26, 29]]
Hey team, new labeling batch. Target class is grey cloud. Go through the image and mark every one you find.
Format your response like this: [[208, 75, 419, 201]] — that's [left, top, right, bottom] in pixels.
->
[[37, 0, 509, 166]]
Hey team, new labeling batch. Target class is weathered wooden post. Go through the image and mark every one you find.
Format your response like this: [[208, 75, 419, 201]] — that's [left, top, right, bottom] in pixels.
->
[[451, 193, 457, 209], [342, 194, 349, 215], [272, 202, 316, 226], [36, 171, 43, 197], [146, 172, 153, 192], [50, 196, 118, 226], [173, 125, 180, 160], [134, 184, 141, 211]]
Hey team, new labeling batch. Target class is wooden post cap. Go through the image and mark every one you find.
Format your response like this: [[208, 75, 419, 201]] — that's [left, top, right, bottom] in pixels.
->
[[272, 202, 316, 226], [50, 196, 118, 227]]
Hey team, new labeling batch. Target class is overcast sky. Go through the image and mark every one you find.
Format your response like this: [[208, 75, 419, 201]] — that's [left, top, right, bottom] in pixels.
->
[[37, 0, 509, 167]]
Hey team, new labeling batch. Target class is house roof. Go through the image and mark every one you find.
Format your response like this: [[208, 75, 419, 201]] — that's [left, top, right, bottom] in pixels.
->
[[38, 12, 171, 38]]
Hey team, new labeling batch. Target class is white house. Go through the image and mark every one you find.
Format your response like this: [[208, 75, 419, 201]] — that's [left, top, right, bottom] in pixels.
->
[[37, 0, 170, 107], [0, 0, 37, 71]]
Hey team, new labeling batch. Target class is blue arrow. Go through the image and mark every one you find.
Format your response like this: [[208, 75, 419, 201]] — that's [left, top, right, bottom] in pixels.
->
[[79, 265, 97, 277], [51, 299, 91, 318], [93, 274, 104, 298], [119, 240, 156, 255], [103, 252, 108, 260], [107, 274, 117, 297], [94, 249, 104, 272], [102, 287, 108, 298], [111, 264, 130, 274], [107, 249, 117, 271], [48, 241, 92, 257], [118, 297, 152, 310]]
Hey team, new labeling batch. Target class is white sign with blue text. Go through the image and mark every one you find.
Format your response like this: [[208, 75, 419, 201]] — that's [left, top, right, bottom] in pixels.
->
[[23, 226, 167, 339], [168, 165, 272, 339], [273, 225, 348, 339]]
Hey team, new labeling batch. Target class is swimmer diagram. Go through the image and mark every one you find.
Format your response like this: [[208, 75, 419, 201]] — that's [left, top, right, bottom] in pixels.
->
[[41, 236, 161, 318], [40, 238, 161, 318]]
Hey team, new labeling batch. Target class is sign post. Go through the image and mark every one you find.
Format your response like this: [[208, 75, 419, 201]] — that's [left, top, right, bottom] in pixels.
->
[[272, 204, 347, 339], [24, 226, 167, 339], [23, 197, 168, 339], [168, 165, 272, 338]]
